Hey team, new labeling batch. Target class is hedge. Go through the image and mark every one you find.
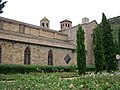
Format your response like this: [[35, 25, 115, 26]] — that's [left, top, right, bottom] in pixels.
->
[[0, 64, 95, 74]]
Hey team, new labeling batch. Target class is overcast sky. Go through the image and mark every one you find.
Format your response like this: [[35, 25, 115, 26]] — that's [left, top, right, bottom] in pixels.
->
[[1, 0, 120, 30]]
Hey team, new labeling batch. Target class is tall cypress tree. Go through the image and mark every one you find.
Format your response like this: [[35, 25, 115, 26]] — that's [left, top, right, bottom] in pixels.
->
[[101, 13, 117, 72], [93, 25, 104, 73], [118, 28, 120, 54], [0, 0, 7, 14], [76, 24, 86, 75]]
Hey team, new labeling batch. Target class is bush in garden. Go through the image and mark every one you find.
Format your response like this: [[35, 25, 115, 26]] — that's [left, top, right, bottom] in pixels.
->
[[0, 64, 95, 74], [0, 64, 77, 74]]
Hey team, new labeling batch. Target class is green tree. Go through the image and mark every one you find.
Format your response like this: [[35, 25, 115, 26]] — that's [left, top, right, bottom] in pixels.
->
[[0, 0, 7, 14], [114, 40, 119, 55], [76, 24, 86, 75], [101, 13, 117, 72], [118, 28, 120, 54], [93, 25, 104, 73]]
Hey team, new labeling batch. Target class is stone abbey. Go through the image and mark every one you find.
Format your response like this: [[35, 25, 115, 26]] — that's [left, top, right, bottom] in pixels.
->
[[0, 16, 97, 66]]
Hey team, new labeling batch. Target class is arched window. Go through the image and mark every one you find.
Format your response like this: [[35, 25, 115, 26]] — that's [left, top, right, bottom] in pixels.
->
[[46, 23, 49, 28], [48, 50, 53, 65], [66, 23, 67, 27], [68, 24, 70, 27], [42, 23, 44, 27], [0, 46, 1, 64], [61, 24, 63, 29], [24, 46, 31, 65]]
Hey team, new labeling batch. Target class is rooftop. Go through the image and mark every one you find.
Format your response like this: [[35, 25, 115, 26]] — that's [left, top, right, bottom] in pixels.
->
[[60, 19, 72, 23], [40, 16, 49, 22]]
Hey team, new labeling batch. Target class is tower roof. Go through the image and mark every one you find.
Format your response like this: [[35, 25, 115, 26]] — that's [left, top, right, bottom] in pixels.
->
[[60, 19, 72, 23], [41, 16, 49, 22]]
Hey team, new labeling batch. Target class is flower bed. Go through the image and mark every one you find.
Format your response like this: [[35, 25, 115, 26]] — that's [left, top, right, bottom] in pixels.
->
[[0, 71, 120, 89]]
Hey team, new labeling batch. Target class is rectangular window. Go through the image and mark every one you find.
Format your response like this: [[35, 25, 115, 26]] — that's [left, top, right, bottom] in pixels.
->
[[19, 24, 25, 33]]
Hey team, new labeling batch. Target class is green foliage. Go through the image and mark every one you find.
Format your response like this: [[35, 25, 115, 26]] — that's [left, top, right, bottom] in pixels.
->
[[114, 40, 119, 54], [118, 28, 120, 54], [0, 64, 95, 74], [109, 16, 120, 46], [111, 24, 119, 41], [0, 71, 120, 89], [86, 65, 95, 72], [109, 16, 120, 24], [101, 13, 117, 72], [0, 0, 7, 13], [94, 26, 104, 73], [76, 24, 86, 74], [0, 64, 78, 74]]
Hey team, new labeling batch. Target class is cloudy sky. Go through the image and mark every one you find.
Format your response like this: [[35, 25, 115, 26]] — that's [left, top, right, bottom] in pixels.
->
[[1, 0, 120, 30]]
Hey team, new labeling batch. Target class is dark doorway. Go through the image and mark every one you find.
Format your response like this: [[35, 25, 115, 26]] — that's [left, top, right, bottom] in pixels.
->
[[24, 46, 31, 64], [48, 50, 53, 65]]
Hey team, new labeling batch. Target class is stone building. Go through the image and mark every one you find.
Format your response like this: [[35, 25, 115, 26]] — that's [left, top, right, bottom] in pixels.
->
[[0, 16, 97, 66]]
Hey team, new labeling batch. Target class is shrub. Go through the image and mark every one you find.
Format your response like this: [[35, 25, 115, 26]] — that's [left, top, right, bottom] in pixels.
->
[[0, 64, 95, 74], [0, 64, 77, 74]]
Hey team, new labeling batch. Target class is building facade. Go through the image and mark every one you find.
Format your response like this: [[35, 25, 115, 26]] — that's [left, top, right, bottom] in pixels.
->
[[0, 16, 97, 66]]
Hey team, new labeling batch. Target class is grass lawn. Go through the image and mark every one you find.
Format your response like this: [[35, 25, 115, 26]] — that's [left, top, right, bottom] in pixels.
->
[[0, 71, 120, 90]]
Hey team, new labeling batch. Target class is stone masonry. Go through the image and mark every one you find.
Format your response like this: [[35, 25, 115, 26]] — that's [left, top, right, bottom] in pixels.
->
[[0, 16, 97, 66], [60, 20, 98, 65]]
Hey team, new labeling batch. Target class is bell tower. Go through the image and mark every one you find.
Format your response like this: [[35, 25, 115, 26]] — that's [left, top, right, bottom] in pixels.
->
[[82, 17, 89, 24], [60, 19, 72, 30], [40, 16, 50, 29]]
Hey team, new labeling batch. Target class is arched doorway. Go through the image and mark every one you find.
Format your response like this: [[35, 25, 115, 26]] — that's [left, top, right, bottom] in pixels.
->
[[24, 46, 31, 64], [0, 46, 1, 63], [48, 50, 53, 65]]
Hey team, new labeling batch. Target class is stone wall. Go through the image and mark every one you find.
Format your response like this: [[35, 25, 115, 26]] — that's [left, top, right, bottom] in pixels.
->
[[0, 17, 68, 41], [82, 21, 97, 64], [0, 40, 76, 66], [0, 29, 75, 50], [60, 21, 98, 65], [0, 16, 98, 66], [0, 17, 76, 66]]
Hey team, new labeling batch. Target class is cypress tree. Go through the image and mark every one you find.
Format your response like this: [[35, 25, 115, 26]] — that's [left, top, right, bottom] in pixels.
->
[[0, 0, 7, 14], [101, 13, 117, 72], [118, 28, 120, 54], [93, 25, 104, 73], [76, 24, 86, 75]]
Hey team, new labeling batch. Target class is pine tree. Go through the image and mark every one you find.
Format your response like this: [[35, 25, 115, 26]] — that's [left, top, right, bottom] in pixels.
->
[[93, 25, 104, 73], [0, 0, 7, 14], [101, 13, 117, 72], [76, 24, 86, 75]]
